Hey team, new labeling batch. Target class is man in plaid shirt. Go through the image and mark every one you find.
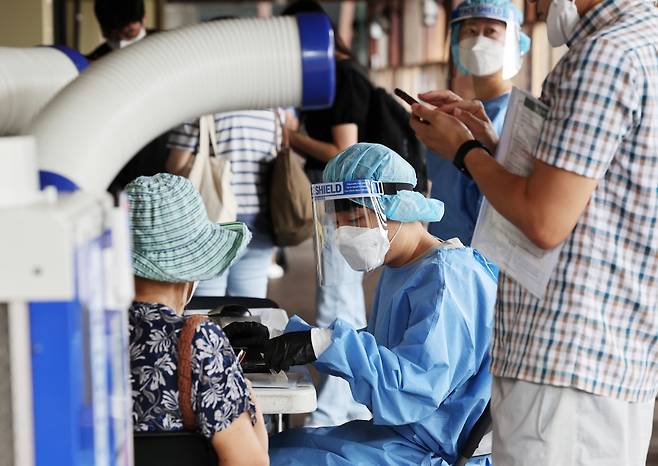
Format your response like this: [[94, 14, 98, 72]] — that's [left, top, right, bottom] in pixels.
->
[[411, 0, 658, 463]]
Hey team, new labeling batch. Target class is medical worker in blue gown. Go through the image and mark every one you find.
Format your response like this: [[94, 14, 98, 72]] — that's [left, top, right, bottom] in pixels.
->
[[424, 0, 530, 245], [265, 143, 497, 466]]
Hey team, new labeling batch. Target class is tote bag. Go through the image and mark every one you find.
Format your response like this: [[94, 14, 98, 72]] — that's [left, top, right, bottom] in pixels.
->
[[269, 112, 313, 247], [186, 114, 237, 223]]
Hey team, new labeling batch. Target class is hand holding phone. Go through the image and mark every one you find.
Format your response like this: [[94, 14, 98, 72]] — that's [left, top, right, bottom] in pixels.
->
[[394, 88, 419, 106], [395, 88, 430, 124]]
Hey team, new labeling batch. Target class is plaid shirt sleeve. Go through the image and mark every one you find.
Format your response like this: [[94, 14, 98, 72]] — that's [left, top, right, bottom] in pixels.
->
[[166, 119, 201, 151], [535, 38, 640, 180]]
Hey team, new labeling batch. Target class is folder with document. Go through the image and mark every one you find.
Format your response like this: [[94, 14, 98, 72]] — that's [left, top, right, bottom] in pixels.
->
[[472, 87, 563, 299]]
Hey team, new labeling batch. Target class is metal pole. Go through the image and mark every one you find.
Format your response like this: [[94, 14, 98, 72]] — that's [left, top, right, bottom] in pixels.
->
[[72, 0, 81, 50]]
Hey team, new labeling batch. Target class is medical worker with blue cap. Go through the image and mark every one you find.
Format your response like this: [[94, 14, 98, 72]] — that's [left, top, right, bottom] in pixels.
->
[[265, 143, 497, 465], [424, 0, 530, 245]]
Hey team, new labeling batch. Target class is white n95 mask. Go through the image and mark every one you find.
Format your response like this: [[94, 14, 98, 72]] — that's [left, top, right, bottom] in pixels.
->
[[185, 281, 199, 306], [109, 27, 146, 50], [546, 0, 580, 47], [335, 226, 389, 272], [458, 36, 506, 77]]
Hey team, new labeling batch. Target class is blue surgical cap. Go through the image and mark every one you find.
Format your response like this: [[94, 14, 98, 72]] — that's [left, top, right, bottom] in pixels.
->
[[323, 143, 444, 223], [450, 0, 531, 76]]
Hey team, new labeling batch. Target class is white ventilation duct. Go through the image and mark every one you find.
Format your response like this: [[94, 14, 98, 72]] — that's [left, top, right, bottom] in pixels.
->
[[28, 15, 335, 192], [0, 46, 88, 136]]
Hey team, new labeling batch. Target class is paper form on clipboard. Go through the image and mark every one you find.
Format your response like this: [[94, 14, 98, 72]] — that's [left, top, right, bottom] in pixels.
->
[[471, 87, 562, 299]]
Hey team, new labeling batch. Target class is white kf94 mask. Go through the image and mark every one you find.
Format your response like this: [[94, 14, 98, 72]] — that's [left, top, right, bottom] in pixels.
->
[[185, 281, 199, 306], [458, 35, 506, 77], [335, 226, 389, 272], [109, 27, 146, 50], [335, 224, 403, 272], [546, 0, 580, 47]]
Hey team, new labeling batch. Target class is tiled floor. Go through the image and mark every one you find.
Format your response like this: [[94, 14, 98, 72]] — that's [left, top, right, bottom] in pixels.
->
[[267, 239, 658, 464]]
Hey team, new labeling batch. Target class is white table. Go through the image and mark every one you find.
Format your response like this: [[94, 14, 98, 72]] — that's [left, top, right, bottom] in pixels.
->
[[250, 366, 317, 432], [250, 367, 317, 415]]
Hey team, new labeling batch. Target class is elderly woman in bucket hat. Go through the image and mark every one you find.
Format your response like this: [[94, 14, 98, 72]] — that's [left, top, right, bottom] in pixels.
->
[[126, 173, 269, 465]]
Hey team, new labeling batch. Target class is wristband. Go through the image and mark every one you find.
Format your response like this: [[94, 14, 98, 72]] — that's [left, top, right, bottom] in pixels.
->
[[453, 140, 491, 179]]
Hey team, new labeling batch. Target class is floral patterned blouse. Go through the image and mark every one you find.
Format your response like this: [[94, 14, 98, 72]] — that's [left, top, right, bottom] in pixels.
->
[[129, 301, 256, 438]]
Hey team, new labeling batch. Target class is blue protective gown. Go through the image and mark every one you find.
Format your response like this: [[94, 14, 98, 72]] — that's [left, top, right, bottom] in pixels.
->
[[427, 93, 510, 245], [270, 245, 497, 465]]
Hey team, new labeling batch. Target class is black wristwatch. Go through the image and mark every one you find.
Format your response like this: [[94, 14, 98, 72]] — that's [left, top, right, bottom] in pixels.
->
[[453, 140, 491, 179]]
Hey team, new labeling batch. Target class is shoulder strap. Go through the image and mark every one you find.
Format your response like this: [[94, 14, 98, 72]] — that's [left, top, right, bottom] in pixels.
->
[[177, 314, 208, 431], [197, 116, 210, 163], [273, 110, 289, 152], [198, 114, 220, 160], [205, 114, 221, 158]]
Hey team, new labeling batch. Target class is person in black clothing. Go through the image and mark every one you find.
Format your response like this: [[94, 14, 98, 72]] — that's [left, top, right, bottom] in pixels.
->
[[282, 0, 373, 428], [87, 0, 169, 193], [87, 0, 148, 61], [282, 1, 370, 184], [297, 58, 371, 183]]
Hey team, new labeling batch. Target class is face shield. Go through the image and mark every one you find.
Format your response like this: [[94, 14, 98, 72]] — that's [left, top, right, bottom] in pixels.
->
[[451, 4, 524, 80], [312, 180, 405, 285]]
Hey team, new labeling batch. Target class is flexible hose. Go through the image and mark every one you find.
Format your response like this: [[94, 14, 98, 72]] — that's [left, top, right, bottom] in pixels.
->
[[0, 46, 87, 135], [28, 15, 334, 192]]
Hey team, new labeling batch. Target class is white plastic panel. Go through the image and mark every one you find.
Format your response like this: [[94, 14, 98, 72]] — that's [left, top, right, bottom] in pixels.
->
[[7, 301, 34, 466], [0, 191, 108, 301], [0, 136, 40, 209]]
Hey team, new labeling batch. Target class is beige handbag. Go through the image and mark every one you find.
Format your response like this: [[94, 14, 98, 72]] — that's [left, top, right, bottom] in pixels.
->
[[187, 114, 237, 223]]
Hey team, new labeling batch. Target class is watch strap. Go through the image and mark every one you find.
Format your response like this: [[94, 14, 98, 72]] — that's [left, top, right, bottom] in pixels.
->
[[453, 140, 491, 179]]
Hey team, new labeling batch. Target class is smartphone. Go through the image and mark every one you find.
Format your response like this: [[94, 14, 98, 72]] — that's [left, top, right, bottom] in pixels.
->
[[394, 88, 419, 107], [395, 88, 429, 124]]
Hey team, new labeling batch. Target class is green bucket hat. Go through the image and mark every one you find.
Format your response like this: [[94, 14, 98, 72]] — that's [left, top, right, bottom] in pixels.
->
[[126, 173, 251, 283]]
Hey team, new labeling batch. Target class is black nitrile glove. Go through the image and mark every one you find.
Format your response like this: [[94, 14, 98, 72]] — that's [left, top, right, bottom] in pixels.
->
[[223, 322, 270, 349], [264, 331, 316, 372]]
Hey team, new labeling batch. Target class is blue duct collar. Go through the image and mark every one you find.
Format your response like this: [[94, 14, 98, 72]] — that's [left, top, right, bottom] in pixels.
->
[[296, 13, 335, 110], [48, 45, 89, 73], [39, 171, 79, 192]]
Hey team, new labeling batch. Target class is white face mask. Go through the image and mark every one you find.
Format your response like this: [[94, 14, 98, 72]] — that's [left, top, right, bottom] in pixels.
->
[[185, 281, 199, 306], [334, 223, 403, 272], [109, 27, 146, 50], [458, 35, 506, 77], [335, 226, 390, 272], [546, 0, 580, 47]]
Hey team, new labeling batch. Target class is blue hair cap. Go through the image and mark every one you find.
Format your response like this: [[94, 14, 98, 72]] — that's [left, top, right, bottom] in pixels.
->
[[323, 144, 445, 223]]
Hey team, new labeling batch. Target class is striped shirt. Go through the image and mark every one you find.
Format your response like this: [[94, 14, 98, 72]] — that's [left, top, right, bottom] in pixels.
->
[[168, 111, 279, 222], [491, 0, 658, 402]]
